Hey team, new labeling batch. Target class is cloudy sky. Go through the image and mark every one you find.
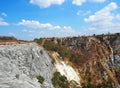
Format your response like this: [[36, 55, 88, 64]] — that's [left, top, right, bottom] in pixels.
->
[[0, 0, 120, 40]]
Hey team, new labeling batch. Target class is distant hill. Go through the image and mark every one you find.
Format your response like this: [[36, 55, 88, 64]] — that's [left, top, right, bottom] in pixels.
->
[[0, 36, 17, 40]]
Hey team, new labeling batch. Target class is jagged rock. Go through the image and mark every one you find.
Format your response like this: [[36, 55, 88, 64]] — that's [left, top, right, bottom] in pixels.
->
[[0, 43, 53, 88]]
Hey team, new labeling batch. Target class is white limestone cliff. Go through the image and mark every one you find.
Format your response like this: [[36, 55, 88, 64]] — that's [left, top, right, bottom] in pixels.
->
[[0, 43, 53, 88]]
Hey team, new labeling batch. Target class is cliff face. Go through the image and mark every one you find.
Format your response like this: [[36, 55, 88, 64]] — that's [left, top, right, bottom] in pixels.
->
[[110, 36, 120, 85], [60, 34, 120, 87], [0, 43, 53, 88], [39, 34, 120, 87]]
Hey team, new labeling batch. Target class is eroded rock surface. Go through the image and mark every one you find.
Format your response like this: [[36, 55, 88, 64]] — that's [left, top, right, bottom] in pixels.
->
[[0, 43, 53, 88]]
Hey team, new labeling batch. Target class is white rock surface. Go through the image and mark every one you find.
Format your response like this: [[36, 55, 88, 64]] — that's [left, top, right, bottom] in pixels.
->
[[55, 61, 80, 83], [0, 43, 53, 88], [53, 52, 80, 84]]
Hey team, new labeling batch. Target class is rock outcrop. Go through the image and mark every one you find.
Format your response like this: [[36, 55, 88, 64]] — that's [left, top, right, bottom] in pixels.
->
[[0, 43, 53, 88], [39, 34, 120, 87]]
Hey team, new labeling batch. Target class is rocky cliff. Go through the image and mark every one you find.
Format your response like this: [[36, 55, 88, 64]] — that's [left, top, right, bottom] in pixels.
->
[[37, 33, 120, 88], [0, 43, 53, 88], [1, 33, 120, 88], [60, 34, 120, 87]]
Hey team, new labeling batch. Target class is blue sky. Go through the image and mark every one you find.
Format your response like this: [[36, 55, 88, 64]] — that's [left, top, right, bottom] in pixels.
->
[[0, 0, 120, 40]]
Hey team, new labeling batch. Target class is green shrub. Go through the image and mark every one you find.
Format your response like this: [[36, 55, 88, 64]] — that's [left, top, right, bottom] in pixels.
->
[[43, 40, 61, 51], [82, 82, 97, 88], [36, 75, 45, 84], [52, 72, 69, 88], [81, 80, 114, 88], [34, 38, 43, 44]]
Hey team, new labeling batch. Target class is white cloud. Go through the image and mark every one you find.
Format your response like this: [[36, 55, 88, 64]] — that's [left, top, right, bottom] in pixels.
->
[[29, 0, 107, 8], [30, 0, 65, 8], [18, 19, 76, 34], [1, 12, 7, 17], [91, 0, 106, 3], [72, 0, 106, 6], [77, 10, 82, 15], [88, 27, 96, 31], [18, 19, 53, 29], [84, 10, 91, 15], [77, 10, 91, 16], [18, 20, 80, 39], [22, 29, 35, 33], [8, 33, 15, 36], [0, 18, 9, 26], [84, 2, 117, 26], [17, 20, 82, 40], [116, 14, 120, 20], [22, 29, 27, 32], [72, 0, 86, 6], [84, 2, 120, 34]]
